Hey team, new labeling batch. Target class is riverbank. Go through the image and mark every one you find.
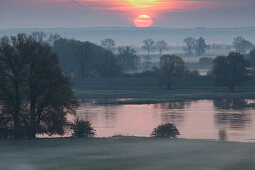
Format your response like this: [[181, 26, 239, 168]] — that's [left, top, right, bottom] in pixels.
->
[[72, 78, 255, 104], [1, 137, 255, 170]]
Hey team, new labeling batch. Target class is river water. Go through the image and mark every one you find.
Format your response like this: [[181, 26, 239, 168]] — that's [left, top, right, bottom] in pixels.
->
[[76, 99, 255, 142]]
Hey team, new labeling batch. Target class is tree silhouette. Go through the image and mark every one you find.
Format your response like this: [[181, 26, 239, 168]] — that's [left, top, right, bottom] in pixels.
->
[[212, 52, 250, 91], [194, 37, 208, 56], [183, 37, 195, 56], [101, 38, 115, 52], [156, 40, 168, 55], [0, 33, 78, 139]]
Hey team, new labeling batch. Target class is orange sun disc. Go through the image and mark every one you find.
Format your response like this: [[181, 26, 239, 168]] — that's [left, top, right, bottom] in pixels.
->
[[134, 15, 153, 27]]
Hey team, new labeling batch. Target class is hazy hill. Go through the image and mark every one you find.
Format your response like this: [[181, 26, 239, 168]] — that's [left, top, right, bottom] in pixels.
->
[[1, 27, 255, 46]]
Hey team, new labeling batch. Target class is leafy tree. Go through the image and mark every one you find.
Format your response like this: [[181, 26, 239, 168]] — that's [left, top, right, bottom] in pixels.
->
[[156, 40, 168, 55], [69, 119, 95, 138], [101, 38, 115, 52], [212, 52, 250, 91], [142, 38, 154, 55], [151, 123, 180, 138], [248, 48, 255, 66], [0, 34, 78, 139], [183, 37, 195, 56], [194, 37, 208, 56], [75, 41, 93, 78], [233, 36, 254, 54], [117, 45, 139, 70], [0, 35, 26, 138], [159, 55, 186, 89], [53, 38, 121, 78]]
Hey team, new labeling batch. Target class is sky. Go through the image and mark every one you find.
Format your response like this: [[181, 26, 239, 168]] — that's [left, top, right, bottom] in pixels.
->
[[0, 0, 255, 29]]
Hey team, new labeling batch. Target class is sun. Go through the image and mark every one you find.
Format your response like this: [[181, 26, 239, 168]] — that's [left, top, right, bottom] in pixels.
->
[[134, 15, 153, 27]]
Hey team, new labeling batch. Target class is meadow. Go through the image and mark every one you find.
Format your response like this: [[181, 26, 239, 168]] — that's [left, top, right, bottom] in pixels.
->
[[72, 78, 255, 104], [1, 137, 255, 170]]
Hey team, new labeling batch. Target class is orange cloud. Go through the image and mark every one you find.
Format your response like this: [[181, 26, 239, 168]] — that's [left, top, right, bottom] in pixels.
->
[[73, 0, 233, 26]]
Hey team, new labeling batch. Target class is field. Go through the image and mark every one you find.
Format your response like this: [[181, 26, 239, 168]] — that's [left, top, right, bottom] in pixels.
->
[[1, 137, 255, 170], [72, 78, 255, 104]]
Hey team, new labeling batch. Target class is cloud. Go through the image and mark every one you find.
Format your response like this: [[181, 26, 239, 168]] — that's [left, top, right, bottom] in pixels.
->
[[70, 0, 247, 18]]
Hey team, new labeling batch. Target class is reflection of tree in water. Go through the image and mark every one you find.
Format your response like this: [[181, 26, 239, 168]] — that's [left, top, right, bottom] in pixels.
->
[[77, 104, 119, 128], [161, 112, 184, 126], [213, 98, 247, 109], [155, 102, 189, 126], [153, 101, 190, 109], [103, 105, 119, 128], [215, 112, 251, 129]]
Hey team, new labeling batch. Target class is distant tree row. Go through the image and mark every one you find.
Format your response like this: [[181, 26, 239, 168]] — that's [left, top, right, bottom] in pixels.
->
[[138, 52, 252, 91], [183, 37, 208, 56], [53, 38, 122, 77]]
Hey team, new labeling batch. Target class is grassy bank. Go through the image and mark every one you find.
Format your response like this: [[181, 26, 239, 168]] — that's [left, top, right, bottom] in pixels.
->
[[1, 137, 255, 170], [72, 78, 255, 104]]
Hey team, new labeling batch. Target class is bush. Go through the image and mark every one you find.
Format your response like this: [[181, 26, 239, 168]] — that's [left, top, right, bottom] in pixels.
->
[[69, 119, 96, 138], [151, 123, 180, 138], [218, 129, 227, 141]]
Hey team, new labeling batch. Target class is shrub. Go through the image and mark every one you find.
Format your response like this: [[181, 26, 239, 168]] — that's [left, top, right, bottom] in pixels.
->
[[218, 129, 227, 141], [151, 123, 180, 138], [69, 119, 96, 138]]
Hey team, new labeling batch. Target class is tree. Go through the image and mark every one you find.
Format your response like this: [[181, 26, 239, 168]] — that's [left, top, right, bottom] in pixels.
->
[[31, 32, 60, 45], [0, 35, 26, 138], [53, 38, 121, 78], [248, 48, 255, 66], [156, 40, 168, 55], [233, 36, 254, 54], [117, 45, 139, 70], [159, 55, 186, 89], [142, 39, 154, 55], [151, 123, 180, 138], [183, 37, 195, 56], [101, 38, 115, 52], [0, 34, 78, 139], [194, 37, 208, 56], [75, 41, 92, 78], [212, 52, 250, 91], [143, 55, 152, 69]]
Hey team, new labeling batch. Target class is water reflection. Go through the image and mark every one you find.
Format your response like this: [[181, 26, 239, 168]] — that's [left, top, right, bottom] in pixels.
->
[[153, 101, 190, 109], [213, 98, 248, 109], [215, 112, 251, 129], [75, 99, 255, 142]]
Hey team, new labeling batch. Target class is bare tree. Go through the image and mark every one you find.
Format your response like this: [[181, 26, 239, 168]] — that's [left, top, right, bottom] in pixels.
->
[[183, 37, 195, 56], [117, 45, 139, 70], [156, 40, 168, 55], [31, 32, 60, 45], [144, 55, 152, 69], [101, 38, 115, 51], [31, 32, 47, 43], [142, 39, 155, 55]]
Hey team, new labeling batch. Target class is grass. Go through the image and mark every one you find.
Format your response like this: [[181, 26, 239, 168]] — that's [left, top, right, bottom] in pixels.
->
[[1, 137, 255, 170], [72, 78, 255, 104]]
